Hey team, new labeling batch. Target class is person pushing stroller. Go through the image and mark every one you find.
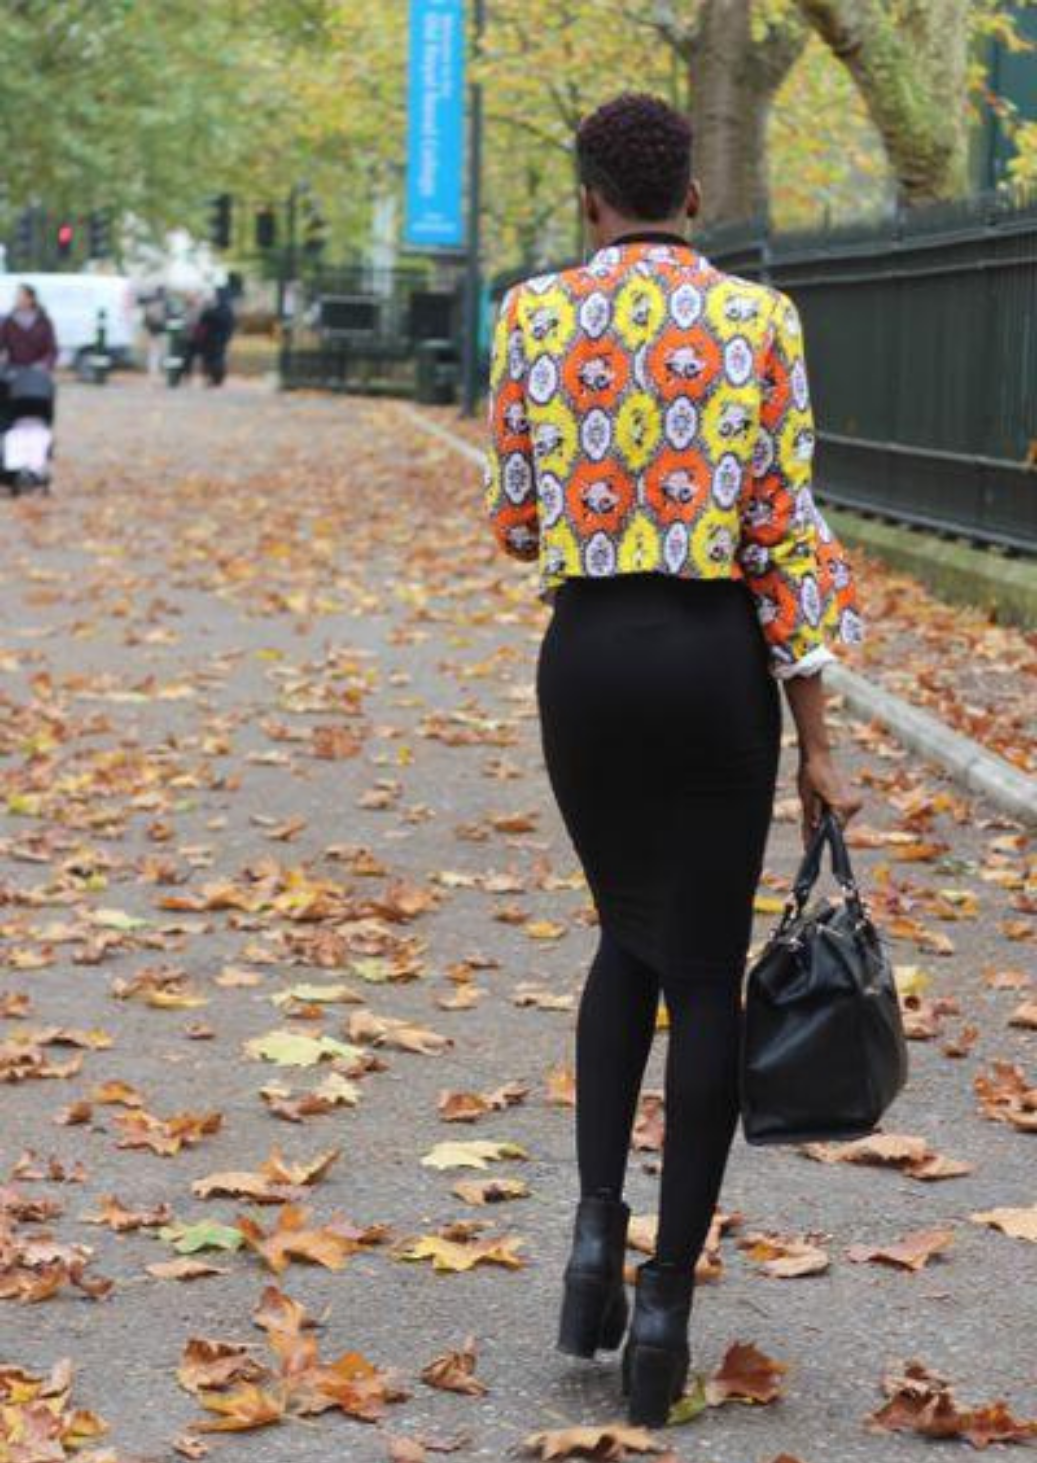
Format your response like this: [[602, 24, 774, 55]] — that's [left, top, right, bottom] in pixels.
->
[[0, 284, 58, 495]]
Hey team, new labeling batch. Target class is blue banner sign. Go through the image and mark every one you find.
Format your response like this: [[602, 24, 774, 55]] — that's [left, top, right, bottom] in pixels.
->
[[405, 0, 466, 249]]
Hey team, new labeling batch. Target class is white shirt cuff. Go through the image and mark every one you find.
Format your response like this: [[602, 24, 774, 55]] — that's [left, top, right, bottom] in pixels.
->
[[772, 644, 837, 680]]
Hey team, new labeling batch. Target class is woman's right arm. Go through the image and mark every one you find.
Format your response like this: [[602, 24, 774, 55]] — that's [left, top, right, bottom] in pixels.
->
[[735, 290, 864, 844], [781, 670, 863, 846]]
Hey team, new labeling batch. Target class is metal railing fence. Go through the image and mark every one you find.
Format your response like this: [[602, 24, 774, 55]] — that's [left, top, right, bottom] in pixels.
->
[[493, 189, 1037, 554]]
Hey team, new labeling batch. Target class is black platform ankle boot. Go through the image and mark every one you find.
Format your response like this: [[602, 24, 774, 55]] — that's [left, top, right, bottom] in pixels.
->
[[556, 1194, 631, 1358], [620, 1257, 695, 1425]]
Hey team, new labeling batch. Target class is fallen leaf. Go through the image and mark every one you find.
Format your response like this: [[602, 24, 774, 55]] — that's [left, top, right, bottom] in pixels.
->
[[159, 1220, 246, 1255], [147, 1257, 228, 1281], [195, 1382, 287, 1432], [522, 1424, 664, 1458], [451, 1177, 529, 1205], [970, 1206, 1037, 1243], [420, 1336, 487, 1396], [704, 1341, 787, 1405], [398, 1232, 526, 1273], [421, 1139, 528, 1170], [847, 1227, 954, 1272], [245, 1030, 363, 1068], [974, 1061, 1037, 1132], [738, 1231, 830, 1278], [868, 1359, 1037, 1449]]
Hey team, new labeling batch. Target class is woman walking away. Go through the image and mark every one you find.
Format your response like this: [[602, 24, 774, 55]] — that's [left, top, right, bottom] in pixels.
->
[[0, 285, 58, 372], [482, 92, 864, 1428]]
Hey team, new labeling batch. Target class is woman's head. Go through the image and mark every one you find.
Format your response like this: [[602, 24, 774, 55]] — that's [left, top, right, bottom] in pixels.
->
[[576, 92, 697, 243], [15, 284, 38, 313]]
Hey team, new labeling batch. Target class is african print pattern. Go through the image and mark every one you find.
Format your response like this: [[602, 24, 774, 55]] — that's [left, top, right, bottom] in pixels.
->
[[483, 239, 864, 677]]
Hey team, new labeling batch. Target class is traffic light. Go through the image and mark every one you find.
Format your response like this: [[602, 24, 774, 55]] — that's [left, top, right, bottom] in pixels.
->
[[87, 210, 112, 259], [255, 208, 277, 251], [56, 221, 75, 261], [207, 193, 233, 250], [14, 208, 37, 266], [302, 198, 327, 259]]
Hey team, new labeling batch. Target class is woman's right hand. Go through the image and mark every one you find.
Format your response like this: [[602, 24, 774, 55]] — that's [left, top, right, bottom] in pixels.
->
[[797, 749, 862, 847]]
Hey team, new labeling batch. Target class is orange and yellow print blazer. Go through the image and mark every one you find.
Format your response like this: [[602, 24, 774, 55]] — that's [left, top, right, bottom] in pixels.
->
[[483, 234, 864, 678]]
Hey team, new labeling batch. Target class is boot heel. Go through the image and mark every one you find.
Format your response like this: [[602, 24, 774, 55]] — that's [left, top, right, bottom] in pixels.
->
[[625, 1342, 688, 1426], [598, 1287, 628, 1350], [557, 1274, 626, 1357]]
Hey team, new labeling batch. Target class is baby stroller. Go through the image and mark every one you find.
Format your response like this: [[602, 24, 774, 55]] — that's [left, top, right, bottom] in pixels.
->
[[0, 367, 55, 496]]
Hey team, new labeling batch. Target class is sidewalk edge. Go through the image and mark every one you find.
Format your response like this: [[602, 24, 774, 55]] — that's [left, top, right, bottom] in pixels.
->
[[405, 405, 1037, 827]]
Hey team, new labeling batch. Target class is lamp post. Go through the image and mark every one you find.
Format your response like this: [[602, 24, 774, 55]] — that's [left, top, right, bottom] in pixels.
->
[[459, 0, 485, 418]]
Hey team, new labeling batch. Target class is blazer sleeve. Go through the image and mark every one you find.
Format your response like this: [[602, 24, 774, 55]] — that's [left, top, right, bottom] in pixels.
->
[[735, 290, 864, 679], [483, 285, 539, 561]]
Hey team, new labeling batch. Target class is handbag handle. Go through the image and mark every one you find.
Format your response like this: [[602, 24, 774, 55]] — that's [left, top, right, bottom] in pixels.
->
[[780, 808, 867, 927]]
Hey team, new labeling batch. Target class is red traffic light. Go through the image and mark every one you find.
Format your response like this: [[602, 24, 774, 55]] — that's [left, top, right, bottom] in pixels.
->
[[57, 223, 74, 246]]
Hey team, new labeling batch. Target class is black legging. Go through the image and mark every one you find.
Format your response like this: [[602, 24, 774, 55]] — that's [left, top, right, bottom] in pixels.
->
[[575, 928, 742, 1267], [536, 574, 781, 1271]]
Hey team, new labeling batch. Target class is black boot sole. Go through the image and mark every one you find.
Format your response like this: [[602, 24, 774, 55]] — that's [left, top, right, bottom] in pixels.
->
[[556, 1273, 628, 1357]]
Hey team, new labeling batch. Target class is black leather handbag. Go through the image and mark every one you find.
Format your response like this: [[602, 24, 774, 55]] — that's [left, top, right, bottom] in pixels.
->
[[740, 809, 908, 1146]]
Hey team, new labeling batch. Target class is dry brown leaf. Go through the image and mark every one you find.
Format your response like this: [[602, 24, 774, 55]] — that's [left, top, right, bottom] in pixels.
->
[[738, 1231, 830, 1278], [974, 1061, 1037, 1132], [147, 1257, 228, 1281], [195, 1382, 287, 1432], [802, 1132, 971, 1180], [1009, 999, 1037, 1029], [397, 1231, 526, 1273], [970, 1206, 1037, 1243], [347, 1008, 452, 1054], [451, 1177, 529, 1205], [545, 1064, 575, 1105], [522, 1424, 664, 1458], [867, 1359, 1037, 1449], [177, 1338, 268, 1395], [704, 1341, 787, 1405], [386, 1437, 427, 1463], [420, 1336, 487, 1396], [237, 1205, 368, 1274], [83, 1194, 173, 1232], [112, 1107, 222, 1156], [846, 1227, 954, 1272]]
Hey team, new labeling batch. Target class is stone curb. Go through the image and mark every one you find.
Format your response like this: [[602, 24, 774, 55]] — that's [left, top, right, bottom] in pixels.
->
[[826, 664, 1036, 827], [404, 405, 1037, 827]]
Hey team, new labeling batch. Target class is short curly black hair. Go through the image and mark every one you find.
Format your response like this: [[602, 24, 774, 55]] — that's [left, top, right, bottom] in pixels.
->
[[576, 92, 693, 221]]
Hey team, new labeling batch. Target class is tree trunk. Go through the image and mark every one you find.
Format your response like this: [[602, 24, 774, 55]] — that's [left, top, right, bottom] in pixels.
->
[[797, 0, 970, 205], [685, 0, 807, 226]]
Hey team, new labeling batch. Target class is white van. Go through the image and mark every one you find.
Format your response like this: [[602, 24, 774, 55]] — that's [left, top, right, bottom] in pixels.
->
[[0, 273, 139, 370]]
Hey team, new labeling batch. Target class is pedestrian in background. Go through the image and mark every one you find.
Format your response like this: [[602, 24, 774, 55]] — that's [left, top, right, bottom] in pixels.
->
[[0, 284, 58, 373], [195, 286, 236, 387], [142, 286, 168, 380], [483, 92, 864, 1427]]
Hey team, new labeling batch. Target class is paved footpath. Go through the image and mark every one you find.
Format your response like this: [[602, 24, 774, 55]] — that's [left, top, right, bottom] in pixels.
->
[[0, 379, 1033, 1462]]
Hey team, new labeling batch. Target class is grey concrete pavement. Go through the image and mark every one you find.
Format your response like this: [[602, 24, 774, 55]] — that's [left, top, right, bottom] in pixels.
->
[[0, 379, 1034, 1462]]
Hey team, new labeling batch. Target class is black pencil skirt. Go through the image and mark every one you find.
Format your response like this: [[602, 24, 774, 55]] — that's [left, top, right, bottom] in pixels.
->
[[536, 574, 783, 983]]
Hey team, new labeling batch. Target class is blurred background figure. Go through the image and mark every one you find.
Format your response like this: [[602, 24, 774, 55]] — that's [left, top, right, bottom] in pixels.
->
[[0, 284, 58, 373], [0, 284, 56, 494], [195, 286, 236, 387], [141, 285, 168, 379]]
